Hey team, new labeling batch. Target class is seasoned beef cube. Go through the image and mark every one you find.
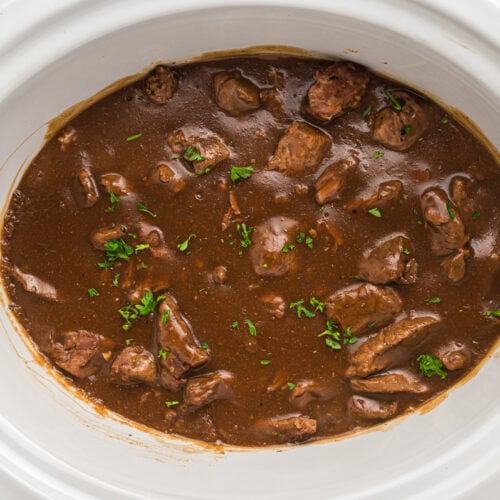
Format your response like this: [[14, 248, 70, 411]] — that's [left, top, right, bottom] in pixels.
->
[[90, 225, 127, 250], [11, 265, 58, 301], [305, 62, 370, 122], [249, 216, 299, 277], [372, 91, 436, 151], [350, 371, 430, 394], [449, 175, 473, 207], [421, 188, 469, 256], [359, 234, 417, 285], [326, 283, 402, 334], [436, 342, 470, 371], [348, 395, 398, 420], [260, 292, 286, 318], [212, 265, 228, 284], [288, 379, 337, 410], [100, 173, 132, 196], [110, 346, 157, 385], [346, 180, 403, 211], [153, 160, 188, 193], [167, 127, 230, 174], [346, 316, 440, 378], [51, 330, 104, 379], [160, 368, 186, 393], [255, 415, 317, 443], [314, 156, 359, 204], [441, 248, 469, 283], [78, 168, 99, 207], [213, 71, 261, 116], [181, 370, 234, 414], [144, 66, 178, 104], [267, 121, 331, 174]]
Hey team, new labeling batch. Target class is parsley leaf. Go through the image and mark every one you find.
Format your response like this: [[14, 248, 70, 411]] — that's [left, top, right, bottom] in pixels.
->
[[137, 202, 156, 218], [112, 273, 120, 287], [417, 354, 447, 379], [373, 151, 385, 159], [385, 89, 402, 110], [134, 243, 150, 254], [402, 248, 411, 255], [158, 349, 168, 360], [87, 288, 99, 298], [245, 318, 257, 336], [425, 297, 441, 304], [318, 321, 357, 350], [485, 310, 500, 317], [290, 299, 315, 318], [361, 104, 372, 120], [118, 291, 165, 330], [441, 114, 449, 124], [287, 382, 296, 390], [310, 296, 325, 313], [106, 191, 120, 212], [237, 223, 253, 248], [177, 233, 196, 252], [282, 243, 295, 253], [230, 165, 254, 183], [446, 202, 455, 220], [368, 207, 382, 218], [125, 338, 134, 345], [126, 133, 142, 142], [165, 400, 180, 408], [260, 359, 271, 366], [183, 146, 205, 162], [98, 238, 134, 268], [231, 321, 239, 329], [161, 309, 171, 323]]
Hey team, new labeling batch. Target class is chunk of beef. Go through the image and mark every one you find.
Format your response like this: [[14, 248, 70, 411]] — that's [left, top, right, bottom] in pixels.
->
[[11, 265, 58, 301], [137, 222, 170, 259], [350, 371, 430, 394], [90, 225, 127, 250], [288, 379, 337, 410], [348, 395, 398, 420], [436, 342, 471, 371], [346, 316, 440, 378], [441, 248, 470, 283], [100, 173, 132, 196], [305, 62, 370, 122], [421, 188, 469, 256], [212, 265, 228, 284], [144, 66, 178, 104], [181, 370, 234, 414], [314, 156, 359, 204], [51, 330, 104, 379], [154, 160, 188, 193], [213, 71, 261, 116], [325, 283, 402, 334], [449, 176, 473, 207], [167, 127, 230, 174], [249, 216, 299, 277], [254, 415, 317, 443], [78, 168, 99, 207], [359, 234, 417, 285], [346, 180, 403, 211], [260, 292, 286, 318], [110, 346, 157, 385], [160, 369, 186, 393], [57, 125, 77, 151], [372, 91, 436, 151], [267, 121, 331, 174]]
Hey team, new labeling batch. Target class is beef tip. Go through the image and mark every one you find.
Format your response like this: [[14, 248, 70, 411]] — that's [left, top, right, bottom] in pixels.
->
[[441, 248, 470, 283], [348, 395, 398, 420], [100, 173, 132, 196], [57, 125, 77, 151], [160, 368, 186, 393], [11, 265, 58, 301], [51, 330, 104, 379], [267, 121, 331, 174], [212, 265, 228, 284], [372, 91, 436, 151], [166, 127, 230, 174], [325, 283, 402, 334], [255, 415, 317, 443], [136, 222, 170, 259], [144, 66, 178, 104], [213, 71, 261, 116], [153, 160, 188, 193], [346, 316, 440, 378], [346, 180, 403, 211], [421, 188, 469, 256], [249, 216, 299, 277], [305, 62, 370, 122], [350, 371, 430, 394], [314, 156, 359, 204], [181, 370, 234, 414], [110, 346, 157, 385], [78, 168, 99, 207], [260, 292, 286, 319], [449, 176, 473, 207], [359, 234, 418, 285], [436, 342, 470, 371], [90, 225, 127, 250], [288, 379, 337, 410]]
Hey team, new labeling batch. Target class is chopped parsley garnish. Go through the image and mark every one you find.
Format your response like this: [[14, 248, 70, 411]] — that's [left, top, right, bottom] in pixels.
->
[[118, 291, 165, 330], [446, 202, 455, 220], [112, 273, 120, 287], [230, 165, 254, 183], [472, 211, 480, 219], [425, 297, 441, 304], [106, 191, 120, 212], [310, 296, 325, 313], [373, 151, 384, 159], [87, 288, 99, 298], [485, 310, 500, 317], [367, 321, 376, 328], [134, 243, 150, 254], [231, 321, 239, 329], [296, 232, 306, 243], [161, 309, 171, 323], [368, 207, 382, 218], [158, 349, 168, 360], [351, 275, 362, 280], [126, 133, 142, 142], [403, 125, 412, 135], [441, 114, 449, 124], [402, 248, 411, 255], [165, 401, 180, 408], [318, 322, 357, 350], [137, 202, 156, 218], [361, 104, 372, 120], [260, 359, 271, 366], [417, 354, 447, 379], [125, 338, 134, 346], [282, 243, 295, 253], [290, 299, 315, 319], [385, 90, 402, 110], [418, 137, 424, 142], [245, 318, 257, 336], [200, 342, 209, 350], [295, 232, 314, 248], [305, 235, 314, 249], [98, 238, 134, 268], [237, 223, 253, 248], [177, 233, 196, 252], [183, 146, 205, 162], [287, 382, 296, 390]]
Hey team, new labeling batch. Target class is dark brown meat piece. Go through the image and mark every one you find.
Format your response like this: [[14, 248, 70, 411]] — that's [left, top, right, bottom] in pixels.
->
[[359, 234, 417, 285], [167, 127, 230, 174], [181, 370, 234, 414], [212, 265, 228, 284], [254, 415, 317, 443], [51, 330, 104, 379], [100, 173, 132, 196], [267, 121, 331, 174], [421, 188, 469, 256], [314, 156, 359, 204], [137, 222, 170, 259], [259, 292, 286, 319], [90, 225, 127, 250], [436, 342, 471, 371], [346, 316, 440, 377], [249, 216, 299, 277], [153, 160, 188, 193], [372, 91, 436, 151], [213, 71, 261, 116], [305, 62, 370, 122], [348, 395, 398, 420], [350, 371, 430, 394], [11, 265, 58, 301], [346, 180, 403, 211], [77, 168, 99, 207], [110, 346, 157, 385], [449, 176, 473, 207], [144, 66, 178, 104], [288, 380, 337, 410], [160, 369, 186, 393], [325, 283, 402, 334], [441, 248, 470, 283]]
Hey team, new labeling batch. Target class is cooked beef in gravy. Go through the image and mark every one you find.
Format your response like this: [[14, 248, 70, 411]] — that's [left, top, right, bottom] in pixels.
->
[[1, 55, 499, 446]]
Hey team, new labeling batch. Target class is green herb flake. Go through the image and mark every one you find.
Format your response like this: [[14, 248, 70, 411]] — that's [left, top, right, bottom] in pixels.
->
[[260, 359, 271, 366], [230, 165, 254, 183], [165, 400, 180, 408], [385, 90, 402, 110], [125, 338, 134, 346], [200, 342, 209, 350], [177, 233, 196, 252], [441, 114, 449, 124], [126, 133, 143, 142], [112, 273, 120, 287], [106, 191, 120, 212], [281, 243, 295, 253], [418, 136, 424, 142], [318, 321, 357, 350], [368, 207, 382, 218], [425, 297, 441, 304], [231, 321, 239, 329], [134, 243, 150, 254], [183, 146, 205, 162], [446, 202, 455, 220], [245, 318, 257, 336], [351, 275, 362, 281], [403, 125, 412, 135], [118, 291, 165, 330], [237, 223, 253, 248], [158, 349, 168, 360], [417, 354, 447, 379], [290, 299, 316, 319], [472, 211, 480, 219], [485, 310, 500, 317], [373, 151, 385, 159], [137, 202, 156, 218], [87, 288, 100, 298], [98, 238, 134, 268], [310, 296, 325, 313], [161, 309, 171, 324], [402, 248, 411, 255], [305, 236, 314, 249], [367, 321, 376, 328], [296, 232, 306, 244], [361, 104, 372, 120]]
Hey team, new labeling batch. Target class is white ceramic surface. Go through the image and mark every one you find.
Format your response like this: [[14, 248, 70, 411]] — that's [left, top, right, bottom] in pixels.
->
[[0, 1, 498, 498]]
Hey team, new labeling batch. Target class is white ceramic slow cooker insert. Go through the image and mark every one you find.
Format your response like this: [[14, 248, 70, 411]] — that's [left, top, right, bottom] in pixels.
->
[[0, 0, 498, 498]]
